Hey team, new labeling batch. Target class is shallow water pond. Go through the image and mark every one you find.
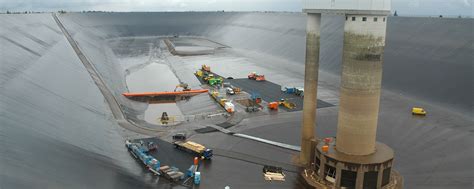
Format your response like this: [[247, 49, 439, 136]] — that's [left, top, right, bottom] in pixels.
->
[[126, 63, 183, 125]]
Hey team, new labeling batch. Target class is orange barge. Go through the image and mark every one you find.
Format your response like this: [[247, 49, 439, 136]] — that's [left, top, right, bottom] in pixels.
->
[[122, 89, 209, 98]]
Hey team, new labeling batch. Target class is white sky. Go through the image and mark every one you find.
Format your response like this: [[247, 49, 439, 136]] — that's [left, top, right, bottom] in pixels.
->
[[0, 0, 472, 16]]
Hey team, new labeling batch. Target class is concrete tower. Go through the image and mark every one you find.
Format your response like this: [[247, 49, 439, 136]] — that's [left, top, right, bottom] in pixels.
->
[[337, 14, 387, 155], [301, 0, 402, 188], [300, 13, 321, 166]]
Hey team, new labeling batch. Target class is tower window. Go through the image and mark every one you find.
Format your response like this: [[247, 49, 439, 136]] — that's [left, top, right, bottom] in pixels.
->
[[374, 17, 378, 22], [382, 167, 391, 186], [383, 17, 386, 22], [325, 165, 336, 179], [314, 157, 321, 172], [352, 17, 356, 21], [345, 16, 348, 21], [362, 17, 367, 21], [364, 171, 379, 188], [341, 170, 357, 188]]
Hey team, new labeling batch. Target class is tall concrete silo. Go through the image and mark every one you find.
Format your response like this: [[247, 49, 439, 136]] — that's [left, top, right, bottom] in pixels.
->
[[300, 0, 402, 188]]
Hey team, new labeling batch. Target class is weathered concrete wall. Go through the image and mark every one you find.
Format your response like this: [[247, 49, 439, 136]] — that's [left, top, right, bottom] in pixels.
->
[[300, 13, 321, 165], [336, 15, 388, 155]]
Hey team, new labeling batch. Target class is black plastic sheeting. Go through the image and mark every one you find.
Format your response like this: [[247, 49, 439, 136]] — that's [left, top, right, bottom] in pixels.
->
[[1, 13, 472, 189], [59, 13, 473, 113]]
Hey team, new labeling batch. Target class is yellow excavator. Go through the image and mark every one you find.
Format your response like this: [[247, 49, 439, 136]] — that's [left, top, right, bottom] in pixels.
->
[[174, 83, 191, 92], [278, 98, 296, 109]]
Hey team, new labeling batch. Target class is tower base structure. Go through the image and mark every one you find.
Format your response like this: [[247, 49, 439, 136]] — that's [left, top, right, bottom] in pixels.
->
[[301, 138, 402, 189]]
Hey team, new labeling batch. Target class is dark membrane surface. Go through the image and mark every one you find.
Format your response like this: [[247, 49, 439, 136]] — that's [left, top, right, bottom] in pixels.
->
[[0, 13, 472, 189]]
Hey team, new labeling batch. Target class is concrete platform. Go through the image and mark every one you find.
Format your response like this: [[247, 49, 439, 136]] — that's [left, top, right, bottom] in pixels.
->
[[195, 70, 334, 111], [228, 78, 334, 111], [130, 136, 304, 188]]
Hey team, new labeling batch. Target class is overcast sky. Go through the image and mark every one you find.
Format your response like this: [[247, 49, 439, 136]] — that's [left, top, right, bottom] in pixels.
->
[[0, 0, 472, 17]]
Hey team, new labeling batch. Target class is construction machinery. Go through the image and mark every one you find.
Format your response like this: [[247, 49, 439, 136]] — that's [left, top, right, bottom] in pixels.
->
[[248, 72, 266, 81], [172, 133, 186, 141], [195, 70, 204, 77], [246, 93, 262, 112], [223, 82, 240, 94], [208, 77, 223, 86], [210, 91, 235, 113], [144, 141, 158, 152], [203, 74, 214, 82], [278, 98, 296, 109], [125, 140, 161, 174], [219, 98, 227, 106], [126, 140, 185, 182], [218, 98, 229, 109], [251, 93, 262, 104], [295, 87, 304, 96], [175, 83, 191, 92], [161, 112, 169, 124], [226, 87, 235, 95], [203, 74, 223, 86], [173, 140, 213, 160], [256, 75, 266, 81], [224, 102, 235, 113], [232, 87, 241, 94], [282, 86, 304, 96], [282, 86, 296, 94], [201, 64, 211, 72], [268, 102, 279, 110], [412, 107, 427, 115]]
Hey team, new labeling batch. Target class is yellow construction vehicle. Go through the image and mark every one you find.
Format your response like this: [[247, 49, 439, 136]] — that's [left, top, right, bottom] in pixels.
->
[[248, 72, 266, 81], [160, 112, 169, 124], [203, 74, 214, 82], [232, 87, 241, 94], [278, 98, 296, 109], [201, 64, 211, 72], [174, 83, 191, 91], [195, 70, 203, 77], [412, 107, 426, 115], [210, 91, 219, 99], [219, 98, 228, 106]]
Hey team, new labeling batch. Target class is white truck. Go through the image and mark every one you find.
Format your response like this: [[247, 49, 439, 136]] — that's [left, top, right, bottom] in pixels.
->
[[226, 87, 235, 95], [224, 102, 235, 113]]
